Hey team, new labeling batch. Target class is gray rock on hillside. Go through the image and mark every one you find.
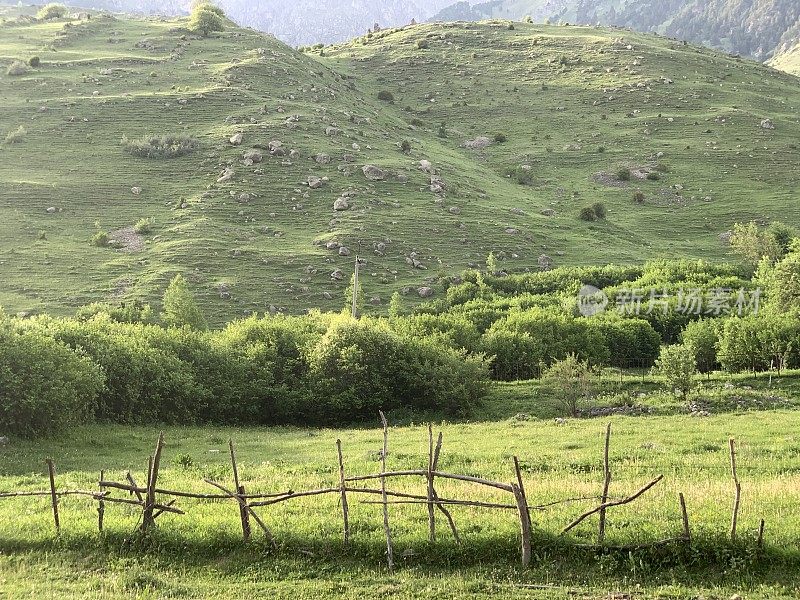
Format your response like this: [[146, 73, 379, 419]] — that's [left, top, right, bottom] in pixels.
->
[[418, 286, 434, 298], [333, 197, 350, 211], [362, 164, 386, 180], [229, 132, 243, 145]]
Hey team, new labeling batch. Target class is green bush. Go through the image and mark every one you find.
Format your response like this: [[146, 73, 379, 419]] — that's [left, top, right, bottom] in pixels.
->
[[121, 134, 200, 159], [681, 319, 720, 373], [377, 90, 395, 102], [633, 190, 645, 203], [579, 206, 597, 221], [654, 344, 697, 401], [0, 324, 102, 437], [309, 317, 488, 420], [28, 56, 40, 67], [36, 3, 67, 20], [134, 217, 153, 234], [400, 139, 411, 153], [591, 202, 607, 219], [494, 132, 507, 143], [417, 39, 429, 50], [616, 167, 632, 181], [91, 231, 109, 247]]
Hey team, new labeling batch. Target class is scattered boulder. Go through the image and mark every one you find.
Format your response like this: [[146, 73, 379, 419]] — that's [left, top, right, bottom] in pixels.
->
[[46, 206, 57, 213], [418, 286, 434, 298], [229, 133, 243, 146], [331, 269, 344, 281], [217, 167, 235, 183], [760, 118, 775, 130], [464, 136, 492, 150], [362, 164, 386, 181], [242, 149, 263, 164], [419, 159, 433, 173], [338, 246, 351, 256], [448, 206, 461, 215], [430, 175, 446, 194], [325, 240, 340, 250], [538, 254, 553, 271], [333, 197, 350, 211], [131, 186, 142, 195], [315, 153, 331, 164], [325, 126, 340, 136], [307, 175, 323, 189], [541, 208, 556, 217]]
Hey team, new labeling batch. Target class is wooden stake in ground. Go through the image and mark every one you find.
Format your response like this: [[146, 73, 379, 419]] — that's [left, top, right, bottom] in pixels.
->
[[378, 411, 394, 571], [729, 438, 741, 542], [512, 483, 532, 568], [141, 432, 165, 532], [757, 518, 765, 549], [679, 492, 690, 542], [45, 458, 60, 532], [431, 431, 460, 542], [229, 439, 251, 541], [336, 439, 350, 544], [598, 423, 612, 544], [98, 469, 105, 533], [426, 424, 436, 542]]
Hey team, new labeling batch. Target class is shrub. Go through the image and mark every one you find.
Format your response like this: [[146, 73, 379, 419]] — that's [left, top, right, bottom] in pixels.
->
[[192, 2, 225, 17], [646, 172, 660, 181], [417, 39, 429, 50], [543, 354, 594, 416], [508, 165, 534, 186], [681, 319, 720, 373], [134, 217, 153, 234], [633, 190, 645, 203], [377, 90, 394, 102], [161, 274, 207, 331], [616, 167, 631, 181], [4, 126, 26, 144], [494, 132, 507, 143], [36, 3, 67, 20], [0, 325, 102, 437], [188, 4, 224, 36], [91, 231, 109, 247], [121, 134, 200, 159], [654, 344, 696, 401], [309, 317, 489, 420], [400, 139, 411, 153], [579, 206, 597, 221], [28, 56, 40, 67], [6, 61, 28, 76], [591, 202, 607, 219]]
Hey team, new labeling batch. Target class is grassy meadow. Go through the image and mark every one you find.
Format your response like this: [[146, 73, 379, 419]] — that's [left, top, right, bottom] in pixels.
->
[[2, 373, 800, 598]]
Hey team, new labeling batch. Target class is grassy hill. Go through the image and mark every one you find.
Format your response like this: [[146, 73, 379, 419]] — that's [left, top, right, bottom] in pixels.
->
[[770, 42, 800, 75], [1, 7, 799, 324]]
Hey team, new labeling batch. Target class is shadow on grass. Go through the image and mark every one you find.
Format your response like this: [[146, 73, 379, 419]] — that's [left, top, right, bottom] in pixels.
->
[[1, 529, 798, 589]]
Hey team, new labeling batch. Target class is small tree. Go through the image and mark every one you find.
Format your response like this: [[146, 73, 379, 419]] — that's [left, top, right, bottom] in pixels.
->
[[388, 291, 403, 318], [36, 3, 67, 20], [542, 354, 594, 417], [161, 274, 207, 330], [486, 251, 498, 276], [189, 4, 225, 36], [377, 90, 394, 102], [654, 344, 696, 401]]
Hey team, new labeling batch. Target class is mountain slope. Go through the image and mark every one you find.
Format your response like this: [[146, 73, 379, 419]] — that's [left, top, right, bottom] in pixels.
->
[[1, 8, 799, 323], [770, 42, 800, 76], [432, 0, 800, 62]]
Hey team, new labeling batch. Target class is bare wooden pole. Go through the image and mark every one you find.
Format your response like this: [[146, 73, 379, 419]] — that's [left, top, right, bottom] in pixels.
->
[[126, 471, 143, 502], [379, 411, 394, 571], [598, 423, 612, 544], [431, 431, 460, 542], [729, 438, 741, 543], [426, 424, 436, 542], [757, 519, 765, 549], [679, 492, 690, 542], [229, 439, 250, 541], [336, 439, 350, 544], [45, 459, 60, 532], [98, 469, 105, 533], [204, 479, 276, 547], [141, 432, 165, 532], [512, 483, 532, 568]]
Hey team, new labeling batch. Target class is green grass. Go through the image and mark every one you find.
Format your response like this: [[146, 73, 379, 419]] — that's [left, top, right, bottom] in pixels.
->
[[1, 9, 799, 324], [2, 374, 800, 597]]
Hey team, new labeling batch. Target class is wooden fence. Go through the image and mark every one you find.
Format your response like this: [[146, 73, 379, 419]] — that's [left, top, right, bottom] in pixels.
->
[[0, 414, 762, 569]]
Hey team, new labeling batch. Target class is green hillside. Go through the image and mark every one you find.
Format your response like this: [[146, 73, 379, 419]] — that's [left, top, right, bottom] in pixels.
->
[[770, 42, 800, 75], [1, 8, 799, 324]]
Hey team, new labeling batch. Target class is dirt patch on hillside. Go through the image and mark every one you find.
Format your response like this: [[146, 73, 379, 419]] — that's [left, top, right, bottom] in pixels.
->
[[109, 226, 144, 253]]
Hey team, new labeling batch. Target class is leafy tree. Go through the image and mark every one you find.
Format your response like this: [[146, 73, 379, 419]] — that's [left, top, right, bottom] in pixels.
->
[[729, 221, 794, 270], [681, 319, 720, 373], [36, 3, 67, 20], [542, 354, 594, 417], [762, 240, 800, 312], [654, 344, 697, 401], [486, 251, 498, 275], [161, 274, 207, 330], [388, 291, 403, 318], [189, 4, 225, 36]]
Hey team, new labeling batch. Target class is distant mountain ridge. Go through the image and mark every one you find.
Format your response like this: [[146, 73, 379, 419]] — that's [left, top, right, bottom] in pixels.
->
[[431, 0, 800, 62]]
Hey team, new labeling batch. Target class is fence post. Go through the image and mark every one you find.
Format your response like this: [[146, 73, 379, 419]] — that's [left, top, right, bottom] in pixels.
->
[[45, 459, 60, 532]]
